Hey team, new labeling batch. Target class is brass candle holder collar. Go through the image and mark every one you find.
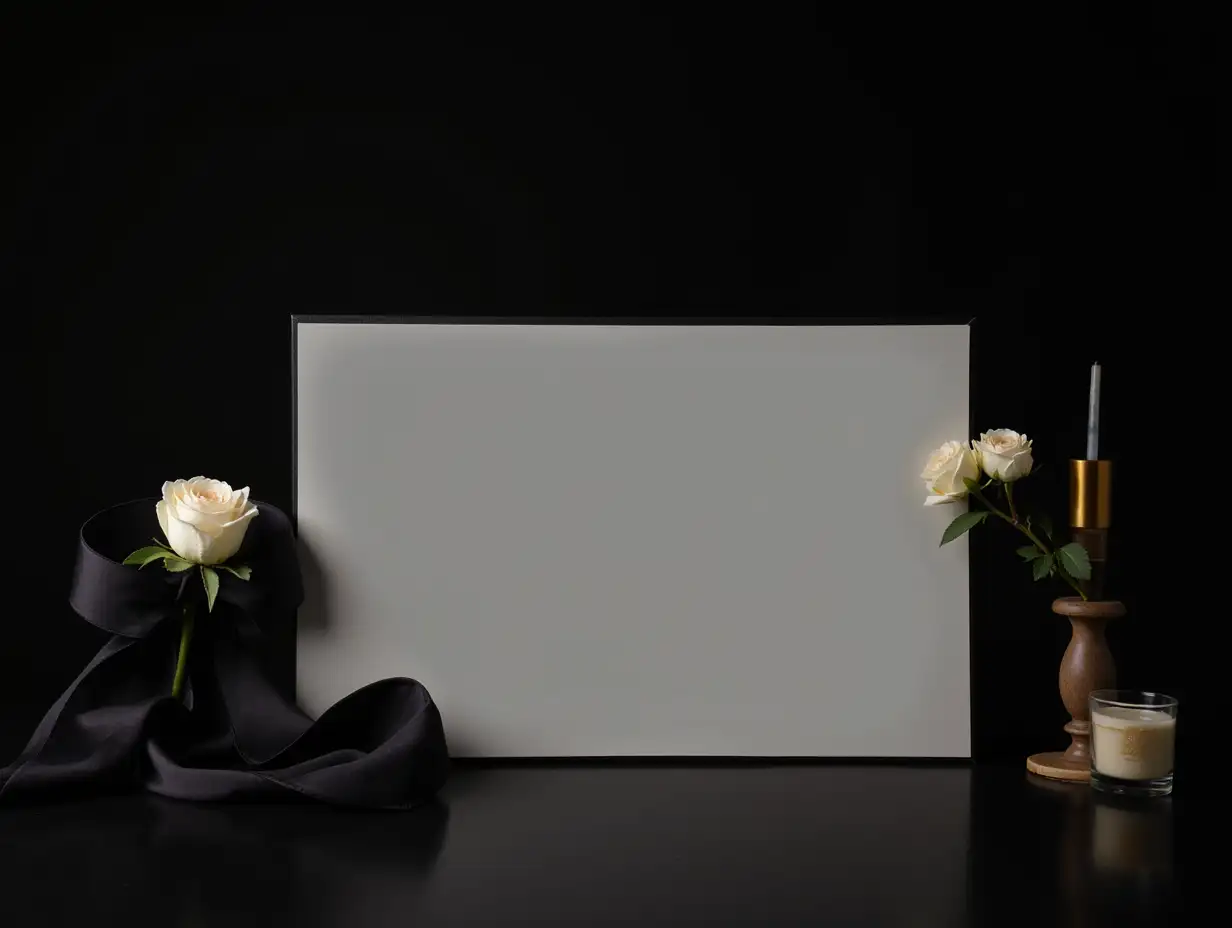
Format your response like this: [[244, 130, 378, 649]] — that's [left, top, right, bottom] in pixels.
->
[[1026, 458, 1121, 783], [1070, 459, 1112, 601]]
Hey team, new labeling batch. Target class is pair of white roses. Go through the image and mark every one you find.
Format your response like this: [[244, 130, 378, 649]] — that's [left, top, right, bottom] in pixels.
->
[[921, 429, 1033, 506], [918, 429, 1089, 598]]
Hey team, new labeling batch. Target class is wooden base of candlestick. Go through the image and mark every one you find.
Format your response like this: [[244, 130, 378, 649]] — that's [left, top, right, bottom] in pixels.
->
[[1026, 750, 1092, 782], [1026, 597, 1125, 783]]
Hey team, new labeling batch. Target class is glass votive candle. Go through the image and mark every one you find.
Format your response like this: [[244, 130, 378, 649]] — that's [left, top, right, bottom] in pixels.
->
[[1089, 690, 1178, 797]]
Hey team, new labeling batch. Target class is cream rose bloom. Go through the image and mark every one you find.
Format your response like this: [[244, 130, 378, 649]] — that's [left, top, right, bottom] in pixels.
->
[[921, 440, 980, 506], [973, 429, 1033, 482], [156, 477, 259, 565]]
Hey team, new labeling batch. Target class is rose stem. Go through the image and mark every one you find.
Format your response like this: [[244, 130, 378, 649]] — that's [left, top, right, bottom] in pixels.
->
[[171, 602, 195, 701], [1004, 481, 1020, 524], [970, 485, 1087, 601]]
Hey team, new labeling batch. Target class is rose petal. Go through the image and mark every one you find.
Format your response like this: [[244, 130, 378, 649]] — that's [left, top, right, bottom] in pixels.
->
[[200, 505, 259, 564], [156, 499, 170, 539], [179, 478, 235, 514], [173, 496, 226, 536], [164, 513, 213, 563], [220, 505, 259, 530]]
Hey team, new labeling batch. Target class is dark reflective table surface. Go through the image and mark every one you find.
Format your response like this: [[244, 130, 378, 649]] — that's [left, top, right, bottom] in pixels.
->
[[0, 765, 1189, 925]]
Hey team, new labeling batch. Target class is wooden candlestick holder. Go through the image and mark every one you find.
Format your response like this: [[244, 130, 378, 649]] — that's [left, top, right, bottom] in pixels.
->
[[1027, 457, 1119, 782], [1026, 597, 1124, 781]]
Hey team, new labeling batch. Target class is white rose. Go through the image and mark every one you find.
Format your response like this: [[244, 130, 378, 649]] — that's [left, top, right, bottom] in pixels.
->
[[973, 429, 1034, 482], [921, 440, 980, 506], [156, 477, 259, 565]]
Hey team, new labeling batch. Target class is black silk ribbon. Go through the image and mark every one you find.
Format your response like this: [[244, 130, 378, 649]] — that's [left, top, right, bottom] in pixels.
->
[[0, 499, 449, 808]]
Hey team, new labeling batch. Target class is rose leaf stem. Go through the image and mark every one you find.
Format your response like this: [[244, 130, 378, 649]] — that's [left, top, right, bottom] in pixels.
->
[[171, 602, 196, 702], [970, 486, 1087, 601]]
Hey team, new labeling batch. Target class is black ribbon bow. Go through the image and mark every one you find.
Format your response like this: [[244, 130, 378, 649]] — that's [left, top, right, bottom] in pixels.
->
[[0, 499, 449, 808]]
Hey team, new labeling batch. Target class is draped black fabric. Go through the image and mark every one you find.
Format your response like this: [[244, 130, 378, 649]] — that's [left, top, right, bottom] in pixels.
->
[[0, 499, 449, 808]]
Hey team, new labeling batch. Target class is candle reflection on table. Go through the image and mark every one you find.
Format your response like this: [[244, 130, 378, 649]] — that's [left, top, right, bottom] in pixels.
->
[[1091, 795, 1173, 879], [1026, 772, 1175, 927]]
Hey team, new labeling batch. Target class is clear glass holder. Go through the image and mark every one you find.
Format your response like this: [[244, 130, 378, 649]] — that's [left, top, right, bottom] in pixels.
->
[[1089, 769, 1174, 798], [1089, 689, 1178, 799]]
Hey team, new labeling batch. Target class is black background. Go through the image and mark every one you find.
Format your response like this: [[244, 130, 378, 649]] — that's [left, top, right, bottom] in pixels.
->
[[1, 10, 1215, 770]]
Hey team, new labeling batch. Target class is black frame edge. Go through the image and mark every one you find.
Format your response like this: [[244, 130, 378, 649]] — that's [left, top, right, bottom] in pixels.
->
[[452, 756, 971, 767], [966, 316, 977, 763], [290, 313, 974, 327]]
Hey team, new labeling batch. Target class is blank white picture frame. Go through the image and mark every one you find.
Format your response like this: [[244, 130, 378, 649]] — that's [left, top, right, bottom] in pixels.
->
[[295, 320, 971, 757]]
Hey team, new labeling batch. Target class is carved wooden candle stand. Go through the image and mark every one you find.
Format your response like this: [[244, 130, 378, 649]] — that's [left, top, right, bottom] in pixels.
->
[[1026, 597, 1124, 781], [1026, 458, 1118, 782]]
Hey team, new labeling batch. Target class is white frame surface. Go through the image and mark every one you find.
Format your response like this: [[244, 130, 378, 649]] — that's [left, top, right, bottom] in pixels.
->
[[294, 319, 972, 757]]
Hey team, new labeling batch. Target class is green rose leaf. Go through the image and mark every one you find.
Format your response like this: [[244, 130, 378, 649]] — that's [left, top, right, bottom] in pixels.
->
[[1016, 545, 1043, 561], [1057, 542, 1092, 581], [201, 566, 220, 613], [939, 510, 988, 546], [123, 545, 174, 567], [217, 563, 252, 582], [1038, 514, 1054, 541], [164, 557, 194, 573], [1032, 553, 1054, 581]]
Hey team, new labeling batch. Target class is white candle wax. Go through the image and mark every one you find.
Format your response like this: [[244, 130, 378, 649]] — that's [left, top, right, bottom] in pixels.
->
[[1086, 362, 1101, 460], [1091, 705, 1176, 781]]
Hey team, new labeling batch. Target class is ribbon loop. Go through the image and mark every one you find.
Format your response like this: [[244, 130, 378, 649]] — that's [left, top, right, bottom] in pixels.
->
[[1, 499, 448, 809]]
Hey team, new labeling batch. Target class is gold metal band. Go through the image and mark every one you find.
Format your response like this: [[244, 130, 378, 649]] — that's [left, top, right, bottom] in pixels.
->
[[1069, 459, 1112, 528]]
